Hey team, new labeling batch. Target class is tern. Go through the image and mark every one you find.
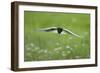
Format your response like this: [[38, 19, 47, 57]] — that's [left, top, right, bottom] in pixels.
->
[[39, 27, 80, 37]]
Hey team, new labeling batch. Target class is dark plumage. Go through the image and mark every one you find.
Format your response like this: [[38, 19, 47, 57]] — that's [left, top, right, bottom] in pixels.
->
[[57, 27, 63, 34]]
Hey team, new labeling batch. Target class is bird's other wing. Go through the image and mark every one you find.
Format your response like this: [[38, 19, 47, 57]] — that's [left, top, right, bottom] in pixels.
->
[[39, 27, 57, 32], [63, 28, 80, 38]]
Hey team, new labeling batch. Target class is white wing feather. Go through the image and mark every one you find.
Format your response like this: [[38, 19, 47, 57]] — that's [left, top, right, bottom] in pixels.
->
[[63, 29, 80, 37]]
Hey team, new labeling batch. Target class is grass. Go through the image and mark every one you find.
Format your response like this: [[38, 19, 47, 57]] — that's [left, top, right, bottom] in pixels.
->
[[24, 11, 90, 61]]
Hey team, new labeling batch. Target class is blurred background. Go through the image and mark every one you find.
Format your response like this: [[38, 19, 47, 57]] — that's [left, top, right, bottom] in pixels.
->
[[24, 11, 90, 61]]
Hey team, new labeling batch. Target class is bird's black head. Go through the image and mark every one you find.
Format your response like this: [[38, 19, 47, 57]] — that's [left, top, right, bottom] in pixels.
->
[[57, 27, 63, 34]]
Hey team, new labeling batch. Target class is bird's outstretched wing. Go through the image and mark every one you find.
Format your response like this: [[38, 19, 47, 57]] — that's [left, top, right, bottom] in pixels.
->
[[63, 29, 80, 37], [39, 27, 57, 32]]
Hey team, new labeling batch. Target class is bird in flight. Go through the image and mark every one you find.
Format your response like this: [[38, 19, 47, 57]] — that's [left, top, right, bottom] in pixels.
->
[[39, 27, 80, 37]]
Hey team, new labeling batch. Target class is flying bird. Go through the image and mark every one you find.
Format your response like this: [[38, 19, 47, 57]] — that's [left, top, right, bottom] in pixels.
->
[[39, 27, 80, 37]]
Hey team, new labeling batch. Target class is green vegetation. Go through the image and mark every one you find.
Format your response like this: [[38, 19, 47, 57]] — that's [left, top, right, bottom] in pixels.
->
[[24, 11, 90, 61]]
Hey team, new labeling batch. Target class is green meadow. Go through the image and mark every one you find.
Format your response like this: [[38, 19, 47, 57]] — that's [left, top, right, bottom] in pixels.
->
[[24, 11, 90, 61]]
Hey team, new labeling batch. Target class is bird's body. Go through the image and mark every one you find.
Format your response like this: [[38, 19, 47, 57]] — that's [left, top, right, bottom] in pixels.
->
[[39, 27, 80, 37], [57, 27, 63, 34]]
